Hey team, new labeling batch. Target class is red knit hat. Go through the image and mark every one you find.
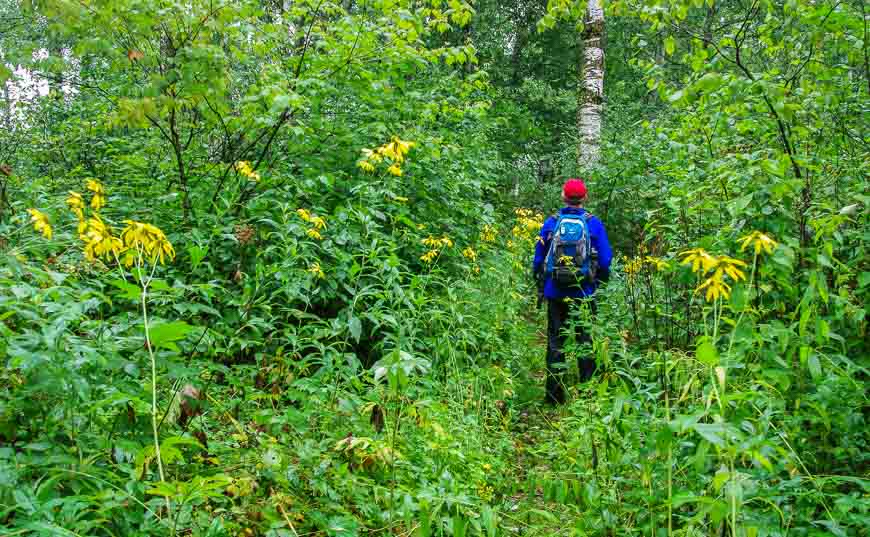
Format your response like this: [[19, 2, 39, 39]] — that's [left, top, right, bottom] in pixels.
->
[[562, 178, 588, 200]]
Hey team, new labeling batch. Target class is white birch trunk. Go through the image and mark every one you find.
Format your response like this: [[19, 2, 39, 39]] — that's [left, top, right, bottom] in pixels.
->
[[577, 0, 605, 168]]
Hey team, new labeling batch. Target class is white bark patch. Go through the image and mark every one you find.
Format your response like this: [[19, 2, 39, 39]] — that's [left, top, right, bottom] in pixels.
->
[[577, 0, 605, 166]]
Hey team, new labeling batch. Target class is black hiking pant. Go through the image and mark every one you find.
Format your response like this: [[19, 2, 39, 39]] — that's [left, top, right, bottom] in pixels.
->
[[545, 297, 597, 403]]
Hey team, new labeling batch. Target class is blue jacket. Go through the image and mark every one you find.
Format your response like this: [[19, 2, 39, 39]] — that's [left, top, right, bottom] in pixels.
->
[[533, 207, 613, 299]]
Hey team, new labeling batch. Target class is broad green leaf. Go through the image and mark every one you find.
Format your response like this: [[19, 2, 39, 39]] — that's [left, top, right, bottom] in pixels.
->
[[109, 279, 142, 300], [693, 423, 726, 447], [149, 321, 195, 350], [761, 159, 785, 177], [696, 340, 719, 366]]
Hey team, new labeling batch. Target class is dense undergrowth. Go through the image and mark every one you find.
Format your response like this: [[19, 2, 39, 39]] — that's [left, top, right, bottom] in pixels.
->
[[1, 0, 869, 536]]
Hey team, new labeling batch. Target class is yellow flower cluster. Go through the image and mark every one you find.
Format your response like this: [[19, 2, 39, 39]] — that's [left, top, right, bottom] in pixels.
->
[[512, 208, 543, 244], [120, 220, 176, 265], [308, 262, 325, 279], [82, 216, 123, 261], [357, 136, 415, 177], [462, 246, 477, 262], [66, 192, 85, 221], [480, 224, 496, 243], [476, 482, 494, 502], [420, 249, 439, 263], [738, 231, 777, 255], [681, 248, 747, 302], [422, 235, 453, 248], [234, 161, 260, 182], [420, 235, 453, 264], [623, 256, 643, 277], [86, 179, 106, 211], [624, 255, 670, 281], [28, 179, 175, 269], [27, 209, 52, 239], [297, 209, 326, 240]]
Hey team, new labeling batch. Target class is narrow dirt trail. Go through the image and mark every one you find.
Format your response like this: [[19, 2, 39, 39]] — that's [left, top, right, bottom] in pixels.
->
[[489, 311, 605, 536]]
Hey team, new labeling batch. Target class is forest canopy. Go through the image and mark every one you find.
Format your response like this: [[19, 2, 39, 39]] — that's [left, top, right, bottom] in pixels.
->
[[0, 0, 867, 536]]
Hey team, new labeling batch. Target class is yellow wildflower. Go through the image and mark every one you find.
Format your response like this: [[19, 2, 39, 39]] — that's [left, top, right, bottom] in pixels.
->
[[422, 235, 452, 248], [120, 220, 175, 264], [645, 256, 670, 271], [306, 228, 323, 240], [387, 164, 403, 177], [680, 248, 718, 274], [624, 256, 643, 277], [391, 136, 415, 158], [480, 224, 496, 243], [235, 161, 260, 181], [85, 179, 107, 211], [82, 216, 123, 261], [360, 137, 415, 173], [27, 208, 52, 240], [558, 255, 574, 265], [512, 210, 544, 243], [308, 262, 325, 279], [90, 193, 106, 211], [696, 273, 732, 302], [86, 179, 105, 195], [420, 249, 439, 263], [717, 256, 747, 281], [361, 148, 383, 163], [462, 246, 477, 261], [738, 231, 777, 255], [297, 209, 326, 231], [66, 191, 85, 221]]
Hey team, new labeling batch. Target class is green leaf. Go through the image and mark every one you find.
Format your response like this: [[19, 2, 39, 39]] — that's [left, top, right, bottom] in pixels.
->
[[327, 515, 359, 537], [728, 193, 753, 216], [693, 423, 726, 447], [696, 72, 724, 92], [109, 279, 142, 300], [807, 353, 822, 380], [348, 315, 362, 342], [712, 466, 730, 492], [452, 515, 467, 537], [761, 158, 785, 177], [149, 321, 195, 350], [696, 340, 719, 366], [664, 36, 676, 56], [481, 505, 497, 537], [667, 89, 685, 103]]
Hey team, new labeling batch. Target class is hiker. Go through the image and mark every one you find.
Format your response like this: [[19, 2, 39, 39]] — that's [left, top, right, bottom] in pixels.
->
[[532, 178, 612, 404]]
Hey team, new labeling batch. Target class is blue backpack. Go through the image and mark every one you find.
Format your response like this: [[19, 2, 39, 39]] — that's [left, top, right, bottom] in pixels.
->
[[544, 212, 595, 287]]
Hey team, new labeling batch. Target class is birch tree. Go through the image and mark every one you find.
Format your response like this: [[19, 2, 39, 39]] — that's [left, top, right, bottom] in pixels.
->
[[577, 0, 604, 167]]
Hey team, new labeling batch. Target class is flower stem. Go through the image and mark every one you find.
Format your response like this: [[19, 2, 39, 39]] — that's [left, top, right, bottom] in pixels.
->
[[138, 248, 170, 512]]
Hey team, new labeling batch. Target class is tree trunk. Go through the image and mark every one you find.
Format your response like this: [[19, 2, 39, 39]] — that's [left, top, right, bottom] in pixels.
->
[[577, 0, 605, 169]]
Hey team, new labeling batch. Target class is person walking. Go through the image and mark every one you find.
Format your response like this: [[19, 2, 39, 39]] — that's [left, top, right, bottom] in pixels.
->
[[532, 178, 612, 404]]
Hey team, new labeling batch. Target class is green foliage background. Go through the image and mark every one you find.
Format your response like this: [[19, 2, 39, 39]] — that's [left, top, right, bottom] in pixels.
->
[[0, 0, 867, 536]]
